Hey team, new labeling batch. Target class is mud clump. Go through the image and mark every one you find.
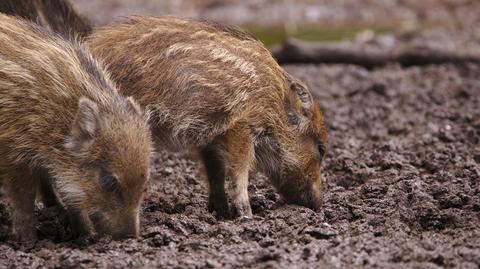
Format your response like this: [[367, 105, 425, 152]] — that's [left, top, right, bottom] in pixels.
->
[[0, 63, 479, 268]]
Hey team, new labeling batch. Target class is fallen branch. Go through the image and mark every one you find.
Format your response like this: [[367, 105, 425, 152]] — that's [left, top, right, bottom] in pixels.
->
[[271, 37, 480, 67]]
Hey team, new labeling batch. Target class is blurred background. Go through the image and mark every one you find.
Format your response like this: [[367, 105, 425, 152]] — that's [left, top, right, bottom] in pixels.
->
[[72, 0, 480, 48]]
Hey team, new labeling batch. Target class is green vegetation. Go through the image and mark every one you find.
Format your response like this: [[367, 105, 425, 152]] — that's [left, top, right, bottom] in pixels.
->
[[243, 25, 393, 47]]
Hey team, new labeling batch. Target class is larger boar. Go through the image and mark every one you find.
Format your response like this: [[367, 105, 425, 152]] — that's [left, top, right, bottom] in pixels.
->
[[86, 17, 328, 218], [0, 0, 92, 38], [0, 14, 152, 241]]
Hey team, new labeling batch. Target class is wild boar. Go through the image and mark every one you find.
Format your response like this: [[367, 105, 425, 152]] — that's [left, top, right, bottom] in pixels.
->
[[0, 0, 92, 39], [0, 14, 152, 241], [1, 0, 329, 218], [86, 17, 328, 218]]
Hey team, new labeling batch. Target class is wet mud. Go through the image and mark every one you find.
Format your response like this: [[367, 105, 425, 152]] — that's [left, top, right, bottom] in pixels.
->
[[0, 62, 479, 268]]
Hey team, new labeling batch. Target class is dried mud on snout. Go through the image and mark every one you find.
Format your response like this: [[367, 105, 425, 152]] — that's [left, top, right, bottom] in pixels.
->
[[1, 63, 479, 268]]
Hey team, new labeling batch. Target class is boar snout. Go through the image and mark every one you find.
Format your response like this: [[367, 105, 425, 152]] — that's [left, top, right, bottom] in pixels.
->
[[114, 210, 140, 239], [114, 217, 139, 239], [92, 210, 140, 239], [113, 229, 137, 239], [279, 179, 323, 211]]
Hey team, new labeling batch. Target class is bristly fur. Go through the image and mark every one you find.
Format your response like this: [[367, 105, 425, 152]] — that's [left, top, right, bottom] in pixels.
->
[[0, 0, 92, 39], [1, 0, 330, 217], [0, 14, 152, 241], [87, 16, 328, 217]]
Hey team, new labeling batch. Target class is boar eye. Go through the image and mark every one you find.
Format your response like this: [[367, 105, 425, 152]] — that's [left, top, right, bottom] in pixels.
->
[[317, 141, 326, 160], [100, 169, 122, 198], [287, 112, 300, 126]]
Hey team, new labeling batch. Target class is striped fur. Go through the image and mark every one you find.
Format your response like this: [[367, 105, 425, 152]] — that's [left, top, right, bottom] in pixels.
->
[[87, 17, 328, 217], [0, 14, 152, 241], [0, 0, 329, 217], [0, 0, 92, 39]]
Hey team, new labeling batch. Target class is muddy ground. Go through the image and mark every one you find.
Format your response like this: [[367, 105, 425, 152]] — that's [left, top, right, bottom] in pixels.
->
[[0, 62, 479, 268], [1, 0, 480, 268]]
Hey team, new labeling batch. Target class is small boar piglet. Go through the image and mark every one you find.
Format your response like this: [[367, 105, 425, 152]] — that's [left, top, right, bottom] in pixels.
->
[[86, 17, 328, 218], [0, 0, 92, 38], [0, 1, 326, 218], [0, 14, 151, 242]]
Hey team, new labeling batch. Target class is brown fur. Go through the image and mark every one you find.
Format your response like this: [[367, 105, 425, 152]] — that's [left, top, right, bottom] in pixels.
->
[[86, 17, 328, 217], [0, 14, 152, 241], [1, 0, 329, 217], [0, 0, 92, 39]]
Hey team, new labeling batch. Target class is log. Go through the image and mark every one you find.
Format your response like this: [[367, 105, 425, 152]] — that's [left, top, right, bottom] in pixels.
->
[[271, 37, 480, 67]]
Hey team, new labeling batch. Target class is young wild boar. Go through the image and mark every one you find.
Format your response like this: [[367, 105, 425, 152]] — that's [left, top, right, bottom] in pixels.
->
[[5, 0, 329, 218], [0, 14, 152, 241], [86, 17, 328, 218], [0, 0, 92, 39]]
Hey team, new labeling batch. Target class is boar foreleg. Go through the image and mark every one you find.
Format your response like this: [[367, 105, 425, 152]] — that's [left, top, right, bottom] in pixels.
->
[[200, 123, 254, 218], [5, 166, 38, 242], [224, 124, 254, 218], [67, 209, 95, 243], [37, 168, 59, 207]]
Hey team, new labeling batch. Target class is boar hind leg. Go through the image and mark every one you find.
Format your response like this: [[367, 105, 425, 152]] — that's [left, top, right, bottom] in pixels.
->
[[200, 141, 231, 219], [225, 124, 254, 218], [6, 167, 38, 242]]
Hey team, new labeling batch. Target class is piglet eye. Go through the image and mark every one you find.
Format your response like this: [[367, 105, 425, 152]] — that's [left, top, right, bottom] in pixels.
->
[[317, 141, 326, 159], [100, 169, 119, 193]]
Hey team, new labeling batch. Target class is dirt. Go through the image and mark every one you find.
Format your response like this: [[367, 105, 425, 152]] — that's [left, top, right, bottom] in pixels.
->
[[0, 62, 478, 268], [1, 0, 480, 268]]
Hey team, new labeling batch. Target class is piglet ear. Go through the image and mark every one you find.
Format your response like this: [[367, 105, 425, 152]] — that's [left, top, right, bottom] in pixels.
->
[[285, 74, 314, 129], [125, 96, 142, 115], [126, 96, 152, 124], [286, 74, 314, 114], [72, 97, 100, 140]]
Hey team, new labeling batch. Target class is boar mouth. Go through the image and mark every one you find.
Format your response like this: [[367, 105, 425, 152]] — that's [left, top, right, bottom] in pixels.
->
[[90, 211, 139, 239], [90, 211, 109, 235], [278, 180, 323, 210], [263, 166, 324, 210]]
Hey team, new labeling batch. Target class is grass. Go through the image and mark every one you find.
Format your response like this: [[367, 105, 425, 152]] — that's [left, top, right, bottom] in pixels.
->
[[243, 25, 393, 47]]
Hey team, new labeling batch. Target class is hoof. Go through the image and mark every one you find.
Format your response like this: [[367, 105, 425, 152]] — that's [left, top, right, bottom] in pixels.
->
[[232, 200, 253, 219], [208, 195, 231, 219], [10, 228, 37, 243]]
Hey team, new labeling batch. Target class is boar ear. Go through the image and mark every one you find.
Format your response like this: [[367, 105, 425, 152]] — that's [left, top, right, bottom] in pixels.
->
[[72, 97, 100, 140], [125, 96, 143, 116], [143, 105, 155, 124], [126, 97, 152, 123], [285, 74, 314, 128], [287, 74, 313, 113]]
